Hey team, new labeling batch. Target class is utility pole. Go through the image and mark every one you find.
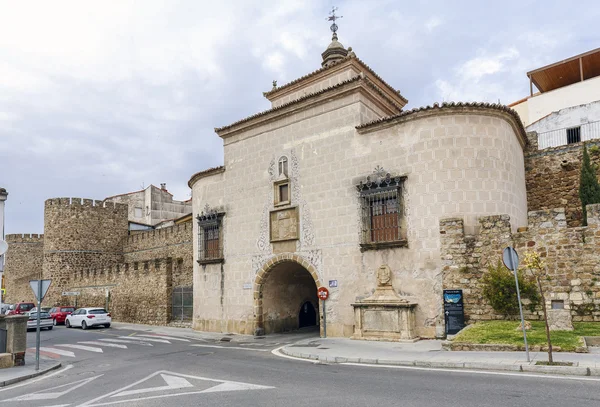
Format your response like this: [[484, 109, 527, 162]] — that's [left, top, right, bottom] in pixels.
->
[[0, 188, 8, 308]]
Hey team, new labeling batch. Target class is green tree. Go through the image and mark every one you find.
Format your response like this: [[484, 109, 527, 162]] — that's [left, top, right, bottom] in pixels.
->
[[482, 261, 540, 317], [579, 143, 600, 226]]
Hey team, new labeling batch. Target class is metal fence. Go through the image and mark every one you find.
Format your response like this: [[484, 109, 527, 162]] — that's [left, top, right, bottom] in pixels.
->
[[537, 120, 600, 149], [172, 286, 193, 322]]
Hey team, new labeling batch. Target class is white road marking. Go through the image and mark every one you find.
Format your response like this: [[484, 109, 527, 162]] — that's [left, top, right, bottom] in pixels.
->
[[341, 363, 600, 382], [78, 370, 274, 407], [37, 347, 76, 358], [271, 346, 319, 363], [3, 375, 102, 401], [190, 344, 269, 352], [119, 336, 170, 344], [78, 341, 127, 349], [97, 338, 152, 346], [111, 374, 193, 397], [56, 344, 103, 353], [0, 365, 73, 392], [136, 334, 190, 342]]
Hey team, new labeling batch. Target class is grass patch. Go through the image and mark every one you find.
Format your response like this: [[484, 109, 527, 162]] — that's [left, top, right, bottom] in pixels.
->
[[453, 321, 600, 352], [535, 361, 573, 366]]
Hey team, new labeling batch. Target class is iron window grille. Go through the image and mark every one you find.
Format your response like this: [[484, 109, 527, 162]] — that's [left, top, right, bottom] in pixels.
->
[[197, 209, 224, 264], [357, 169, 406, 250], [566, 126, 581, 144]]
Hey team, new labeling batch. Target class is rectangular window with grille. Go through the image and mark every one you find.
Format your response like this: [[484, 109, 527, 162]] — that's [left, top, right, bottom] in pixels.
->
[[566, 126, 581, 144], [358, 177, 407, 250], [197, 212, 224, 263]]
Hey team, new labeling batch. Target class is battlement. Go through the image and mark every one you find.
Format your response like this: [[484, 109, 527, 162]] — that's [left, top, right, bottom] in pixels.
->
[[45, 197, 128, 213], [5, 233, 44, 243], [126, 222, 191, 244], [72, 257, 174, 281]]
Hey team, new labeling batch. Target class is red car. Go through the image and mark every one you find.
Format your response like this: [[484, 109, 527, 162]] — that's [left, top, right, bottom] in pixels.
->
[[6, 302, 35, 315], [49, 306, 75, 325]]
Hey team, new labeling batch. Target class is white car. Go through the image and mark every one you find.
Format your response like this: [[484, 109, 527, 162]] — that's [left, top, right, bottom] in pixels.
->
[[65, 308, 111, 330], [26, 312, 54, 331]]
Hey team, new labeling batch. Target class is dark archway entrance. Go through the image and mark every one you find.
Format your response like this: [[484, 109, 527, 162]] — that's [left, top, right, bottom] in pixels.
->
[[255, 257, 320, 334], [298, 301, 317, 328]]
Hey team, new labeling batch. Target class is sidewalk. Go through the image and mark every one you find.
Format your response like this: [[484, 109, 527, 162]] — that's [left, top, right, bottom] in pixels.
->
[[280, 337, 600, 377], [0, 357, 61, 387]]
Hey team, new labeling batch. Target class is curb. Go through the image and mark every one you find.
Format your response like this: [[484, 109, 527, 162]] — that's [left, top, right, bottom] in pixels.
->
[[280, 347, 598, 377], [0, 362, 62, 387]]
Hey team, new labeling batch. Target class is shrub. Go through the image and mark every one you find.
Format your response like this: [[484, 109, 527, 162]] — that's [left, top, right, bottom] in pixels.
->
[[579, 143, 600, 226], [482, 261, 540, 316]]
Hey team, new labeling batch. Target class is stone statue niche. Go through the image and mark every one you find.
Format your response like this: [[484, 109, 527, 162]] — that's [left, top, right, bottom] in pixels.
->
[[351, 265, 418, 342]]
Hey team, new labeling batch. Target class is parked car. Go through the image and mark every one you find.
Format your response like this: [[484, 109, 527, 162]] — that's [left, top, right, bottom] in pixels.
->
[[65, 308, 111, 329], [26, 311, 54, 331], [30, 307, 52, 313], [49, 306, 75, 325], [1, 304, 12, 315], [6, 302, 35, 315]]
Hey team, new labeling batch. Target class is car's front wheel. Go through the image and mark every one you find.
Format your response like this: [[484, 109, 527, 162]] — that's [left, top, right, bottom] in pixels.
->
[[81, 321, 88, 330], [65, 320, 71, 328]]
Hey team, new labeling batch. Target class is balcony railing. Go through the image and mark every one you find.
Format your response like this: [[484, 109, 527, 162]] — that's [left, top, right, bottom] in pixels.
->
[[537, 120, 600, 150]]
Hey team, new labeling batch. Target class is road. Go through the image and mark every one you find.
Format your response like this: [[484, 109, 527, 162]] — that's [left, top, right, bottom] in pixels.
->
[[0, 324, 598, 407]]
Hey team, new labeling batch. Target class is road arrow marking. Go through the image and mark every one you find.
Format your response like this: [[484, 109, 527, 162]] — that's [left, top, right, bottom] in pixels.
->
[[119, 336, 170, 344], [56, 344, 103, 353], [78, 341, 127, 349], [98, 338, 152, 346], [137, 334, 190, 342], [111, 374, 193, 397], [3, 374, 102, 401], [78, 370, 274, 406]]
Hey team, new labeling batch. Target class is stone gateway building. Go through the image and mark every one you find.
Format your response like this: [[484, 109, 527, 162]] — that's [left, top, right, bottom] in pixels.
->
[[188, 32, 530, 339]]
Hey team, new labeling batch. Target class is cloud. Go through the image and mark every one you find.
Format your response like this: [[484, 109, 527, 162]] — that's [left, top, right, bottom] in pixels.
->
[[425, 17, 443, 32]]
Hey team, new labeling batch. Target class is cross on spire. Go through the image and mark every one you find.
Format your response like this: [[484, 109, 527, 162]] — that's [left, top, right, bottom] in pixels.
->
[[327, 6, 342, 36]]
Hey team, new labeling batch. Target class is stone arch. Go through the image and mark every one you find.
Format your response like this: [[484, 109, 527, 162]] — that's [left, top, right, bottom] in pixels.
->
[[253, 253, 322, 335]]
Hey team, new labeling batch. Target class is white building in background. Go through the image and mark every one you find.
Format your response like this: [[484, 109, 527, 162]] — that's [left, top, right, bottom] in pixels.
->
[[0, 188, 7, 301], [510, 47, 600, 149]]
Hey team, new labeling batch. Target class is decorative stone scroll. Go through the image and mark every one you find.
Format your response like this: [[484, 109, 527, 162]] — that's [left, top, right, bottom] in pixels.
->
[[270, 207, 299, 242], [352, 265, 418, 342]]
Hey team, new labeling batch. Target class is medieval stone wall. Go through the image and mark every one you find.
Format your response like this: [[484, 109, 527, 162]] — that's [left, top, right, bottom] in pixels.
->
[[123, 222, 193, 288], [525, 137, 600, 227], [69, 258, 173, 325], [4, 234, 44, 304], [441, 204, 600, 323], [42, 198, 128, 305]]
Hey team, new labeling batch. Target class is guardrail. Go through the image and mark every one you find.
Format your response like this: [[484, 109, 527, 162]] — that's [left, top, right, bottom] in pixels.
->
[[537, 120, 600, 149]]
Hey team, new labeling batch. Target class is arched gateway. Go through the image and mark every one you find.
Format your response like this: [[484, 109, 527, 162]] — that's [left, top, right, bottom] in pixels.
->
[[254, 254, 322, 335]]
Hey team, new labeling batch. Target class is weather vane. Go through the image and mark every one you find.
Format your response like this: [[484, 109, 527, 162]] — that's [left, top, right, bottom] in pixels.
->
[[327, 6, 342, 34]]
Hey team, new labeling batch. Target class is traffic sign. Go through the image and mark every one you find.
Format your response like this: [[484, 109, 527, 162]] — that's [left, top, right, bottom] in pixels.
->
[[502, 247, 519, 272], [30, 280, 52, 302], [62, 291, 80, 296], [317, 287, 329, 301]]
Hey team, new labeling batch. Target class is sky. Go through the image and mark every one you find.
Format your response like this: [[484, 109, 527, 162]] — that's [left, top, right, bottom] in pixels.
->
[[1, 0, 599, 234]]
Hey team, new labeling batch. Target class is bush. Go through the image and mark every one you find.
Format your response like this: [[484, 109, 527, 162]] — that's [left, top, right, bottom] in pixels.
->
[[482, 261, 540, 316]]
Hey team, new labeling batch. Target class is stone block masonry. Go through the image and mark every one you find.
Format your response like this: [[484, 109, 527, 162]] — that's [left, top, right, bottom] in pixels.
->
[[441, 203, 600, 323], [70, 258, 174, 325], [4, 234, 44, 304]]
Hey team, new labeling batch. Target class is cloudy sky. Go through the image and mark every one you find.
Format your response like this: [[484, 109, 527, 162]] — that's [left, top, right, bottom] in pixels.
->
[[1, 0, 598, 234]]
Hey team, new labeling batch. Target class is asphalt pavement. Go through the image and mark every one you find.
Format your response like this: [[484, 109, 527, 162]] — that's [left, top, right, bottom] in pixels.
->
[[0, 324, 598, 406]]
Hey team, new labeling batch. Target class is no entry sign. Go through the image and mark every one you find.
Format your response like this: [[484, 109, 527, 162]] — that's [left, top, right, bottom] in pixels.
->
[[317, 287, 329, 301]]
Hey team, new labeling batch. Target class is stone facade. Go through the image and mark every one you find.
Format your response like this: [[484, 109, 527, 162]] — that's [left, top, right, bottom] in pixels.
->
[[4, 234, 44, 304], [441, 204, 600, 323], [525, 138, 600, 227], [190, 42, 529, 339]]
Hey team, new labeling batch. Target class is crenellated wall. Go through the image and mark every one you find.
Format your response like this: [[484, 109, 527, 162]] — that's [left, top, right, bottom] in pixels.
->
[[4, 234, 44, 304], [69, 258, 174, 325], [123, 222, 193, 288], [42, 198, 129, 305], [441, 203, 600, 323]]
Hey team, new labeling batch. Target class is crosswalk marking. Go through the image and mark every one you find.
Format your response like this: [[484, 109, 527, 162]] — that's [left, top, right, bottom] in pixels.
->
[[190, 344, 269, 352], [79, 341, 128, 349], [98, 338, 153, 346], [37, 347, 76, 357], [137, 334, 190, 342], [121, 336, 170, 344], [56, 344, 103, 353]]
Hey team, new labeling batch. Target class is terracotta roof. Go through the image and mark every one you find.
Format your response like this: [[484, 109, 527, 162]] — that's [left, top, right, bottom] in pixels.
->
[[188, 166, 225, 188], [215, 76, 363, 133], [263, 54, 407, 104], [356, 101, 527, 143]]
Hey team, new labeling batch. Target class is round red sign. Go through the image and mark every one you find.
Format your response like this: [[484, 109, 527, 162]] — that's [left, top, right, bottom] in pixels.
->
[[317, 287, 329, 301]]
